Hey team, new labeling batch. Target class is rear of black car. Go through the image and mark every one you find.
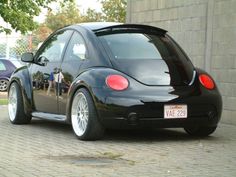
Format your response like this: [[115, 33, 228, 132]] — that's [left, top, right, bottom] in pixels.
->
[[93, 25, 222, 134], [96, 26, 194, 87]]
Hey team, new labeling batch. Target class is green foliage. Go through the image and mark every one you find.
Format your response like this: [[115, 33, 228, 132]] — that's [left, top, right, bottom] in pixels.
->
[[33, 25, 52, 45], [43, 1, 107, 31], [101, 0, 127, 22], [0, 0, 71, 34], [81, 8, 103, 23], [1, 0, 127, 61], [37, 0, 104, 40], [0, 0, 127, 34], [44, 1, 81, 31], [42, 0, 127, 32]]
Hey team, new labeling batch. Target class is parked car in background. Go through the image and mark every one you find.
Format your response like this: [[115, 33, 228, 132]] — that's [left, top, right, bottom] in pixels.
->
[[0, 58, 23, 91], [7, 22, 222, 140]]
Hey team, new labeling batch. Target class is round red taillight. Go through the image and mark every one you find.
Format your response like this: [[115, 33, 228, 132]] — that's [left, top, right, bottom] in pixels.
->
[[199, 74, 215, 90], [106, 75, 129, 91]]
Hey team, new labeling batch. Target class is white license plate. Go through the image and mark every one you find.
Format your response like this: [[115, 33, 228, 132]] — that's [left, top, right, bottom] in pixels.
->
[[164, 105, 187, 119]]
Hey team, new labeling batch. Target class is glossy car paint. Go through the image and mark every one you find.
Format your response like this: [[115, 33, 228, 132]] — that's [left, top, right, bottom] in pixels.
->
[[8, 23, 222, 130]]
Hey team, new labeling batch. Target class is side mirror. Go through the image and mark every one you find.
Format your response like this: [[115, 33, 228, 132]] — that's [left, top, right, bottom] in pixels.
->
[[37, 56, 49, 66], [21, 52, 34, 63]]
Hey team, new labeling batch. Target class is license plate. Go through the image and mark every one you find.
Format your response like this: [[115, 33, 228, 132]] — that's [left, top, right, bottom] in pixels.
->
[[164, 105, 187, 119]]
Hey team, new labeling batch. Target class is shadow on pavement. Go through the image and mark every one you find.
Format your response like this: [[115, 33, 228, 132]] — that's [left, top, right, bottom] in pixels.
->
[[30, 119, 71, 130], [30, 118, 219, 142], [103, 129, 219, 142]]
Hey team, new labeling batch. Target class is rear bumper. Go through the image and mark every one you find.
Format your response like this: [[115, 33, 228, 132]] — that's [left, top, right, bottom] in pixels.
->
[[99, 98, 220, 129], [101, 116, 218, 129], [92, 85, 222, 129]]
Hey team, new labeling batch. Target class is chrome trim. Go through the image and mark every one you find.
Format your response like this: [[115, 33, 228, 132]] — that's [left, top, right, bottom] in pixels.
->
[[189, 70, 196, 86], [32, 112, 67, 122]]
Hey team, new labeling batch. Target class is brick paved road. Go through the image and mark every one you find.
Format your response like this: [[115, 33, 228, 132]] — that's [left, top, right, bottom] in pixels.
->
[[0, 106, 236, 177]]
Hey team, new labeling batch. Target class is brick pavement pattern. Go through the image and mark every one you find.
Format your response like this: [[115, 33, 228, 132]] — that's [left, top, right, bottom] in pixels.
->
[[0, 106, 236, 177]]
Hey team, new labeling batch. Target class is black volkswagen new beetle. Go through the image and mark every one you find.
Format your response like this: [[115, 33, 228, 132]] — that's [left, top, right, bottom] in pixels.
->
[[8, 22, 222, 140]]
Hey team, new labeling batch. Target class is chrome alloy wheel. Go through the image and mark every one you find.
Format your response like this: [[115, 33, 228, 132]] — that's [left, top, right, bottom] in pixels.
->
[[8, 84, 17, 121], [0, 79, 9, 91], [71, 92, 89, 136]]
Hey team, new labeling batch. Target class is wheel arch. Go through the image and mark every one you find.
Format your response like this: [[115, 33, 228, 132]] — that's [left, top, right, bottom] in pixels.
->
[[65, 68, 113, 123], [65, 82, 98, 124], [8, 66, 34, 116], [0, 76, 10, 81]]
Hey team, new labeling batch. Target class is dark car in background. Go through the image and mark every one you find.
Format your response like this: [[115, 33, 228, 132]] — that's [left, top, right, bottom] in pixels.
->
[[0, 58, 22, 91], [7, 22, 222, 140]]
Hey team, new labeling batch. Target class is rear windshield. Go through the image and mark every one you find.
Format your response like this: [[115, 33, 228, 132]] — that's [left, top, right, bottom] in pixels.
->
[[98, 32, 191, 63], [97, 31, 195, 86], [101, 33, 163, 60]]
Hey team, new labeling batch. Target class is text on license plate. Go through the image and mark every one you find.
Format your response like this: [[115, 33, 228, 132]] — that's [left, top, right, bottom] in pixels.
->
[[164, 105, 187, 119]]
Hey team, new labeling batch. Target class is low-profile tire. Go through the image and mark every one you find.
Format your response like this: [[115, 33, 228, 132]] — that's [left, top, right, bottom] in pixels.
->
[[184, 126, 217, 137], [0, 79, 9, 92], [71, 88, 104, 140], [8, 82, 31, 124]]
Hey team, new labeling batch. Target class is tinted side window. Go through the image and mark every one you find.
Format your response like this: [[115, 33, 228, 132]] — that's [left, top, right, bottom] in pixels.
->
[[64, 32, 87, 61], [36, 30, 73, 62], [0, 61, 6, 71]]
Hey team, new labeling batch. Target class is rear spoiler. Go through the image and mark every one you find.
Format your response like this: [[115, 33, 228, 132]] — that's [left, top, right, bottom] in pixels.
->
[[94, 24, 167, 36]]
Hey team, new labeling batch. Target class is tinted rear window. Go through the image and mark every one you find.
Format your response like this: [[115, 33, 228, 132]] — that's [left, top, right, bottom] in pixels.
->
[[101, 33, 163, 60], [98, 32, 192, 63], [98, 31, 195, 86]]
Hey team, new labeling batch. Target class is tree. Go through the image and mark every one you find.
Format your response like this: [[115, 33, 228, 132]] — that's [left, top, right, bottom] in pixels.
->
[[42, 0, 127, 32], [0, 0, 69, 34], [101, 0, 127, 22], [34, 25, 53, 42], [44, 1, 81, 31], [81, 8, 103, 22]]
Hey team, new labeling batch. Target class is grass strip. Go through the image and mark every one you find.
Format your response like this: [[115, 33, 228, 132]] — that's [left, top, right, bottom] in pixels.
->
[[0, 99, 8, 105]]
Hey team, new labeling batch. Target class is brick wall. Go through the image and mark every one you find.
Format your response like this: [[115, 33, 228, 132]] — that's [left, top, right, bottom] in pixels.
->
[[127, 0, 236, 124]]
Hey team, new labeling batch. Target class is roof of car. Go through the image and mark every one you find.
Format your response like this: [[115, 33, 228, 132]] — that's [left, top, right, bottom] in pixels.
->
[[75, 22, 167, 34], [78, 22, 122, 30], [0, 58, 23, 68], [0, 58, 8, 61]]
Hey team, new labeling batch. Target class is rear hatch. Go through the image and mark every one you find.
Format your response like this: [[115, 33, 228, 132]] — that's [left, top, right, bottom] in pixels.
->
[[96, 25, 194, 86]]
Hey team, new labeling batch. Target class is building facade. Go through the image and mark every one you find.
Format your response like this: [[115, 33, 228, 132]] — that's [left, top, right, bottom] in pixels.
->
[[127, 0, 236, 124]]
